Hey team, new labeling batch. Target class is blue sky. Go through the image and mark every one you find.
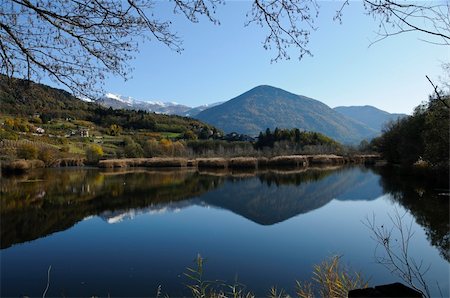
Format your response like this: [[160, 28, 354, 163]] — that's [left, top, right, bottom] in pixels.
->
[[92, 2, 448, 114]]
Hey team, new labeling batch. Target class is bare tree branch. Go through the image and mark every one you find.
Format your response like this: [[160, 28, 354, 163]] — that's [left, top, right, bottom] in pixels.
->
[[363, 0, 450, 46], [426, 75, 450, 109], [246, 0, 319, 62], [1, 0, 448, 96], [0, 0, 220, 97], [363, 210, 433, 298]]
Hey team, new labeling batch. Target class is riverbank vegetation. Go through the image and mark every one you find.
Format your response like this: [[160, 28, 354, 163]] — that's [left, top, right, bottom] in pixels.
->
[[366, 93, 449, 173]]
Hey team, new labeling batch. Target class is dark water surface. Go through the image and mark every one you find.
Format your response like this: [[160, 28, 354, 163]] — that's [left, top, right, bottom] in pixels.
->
[[1, 166, 448, 297]]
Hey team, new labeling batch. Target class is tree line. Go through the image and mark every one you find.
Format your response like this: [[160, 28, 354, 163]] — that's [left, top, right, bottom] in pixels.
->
[[368, 95, 449, 171]]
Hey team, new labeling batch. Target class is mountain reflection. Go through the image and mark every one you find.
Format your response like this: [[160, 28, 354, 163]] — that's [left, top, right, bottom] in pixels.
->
[[199, 167, 382, 225], [1, 165, 447, 259]]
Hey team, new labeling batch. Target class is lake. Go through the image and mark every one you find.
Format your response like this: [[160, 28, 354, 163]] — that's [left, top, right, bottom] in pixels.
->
[[1, 166, 448, 297]]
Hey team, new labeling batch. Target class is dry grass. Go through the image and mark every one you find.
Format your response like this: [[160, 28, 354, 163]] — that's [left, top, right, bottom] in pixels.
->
[[142, 157, 188, 168], [229, 157, 258, 169], [96, 154, 380, 170], [296, 255, 369, 298], [257, 157, 269, 168], [196, 158, 228, 168], [50, 158, 85, 167], [268, 155, 308, 167], [98, 159, 130, 168], [187, 159, 198, 167], [306, 155, 345, 165], [99, 158, 188, 168], [1, 159, 45, 172], [182, 254, 368, 298]]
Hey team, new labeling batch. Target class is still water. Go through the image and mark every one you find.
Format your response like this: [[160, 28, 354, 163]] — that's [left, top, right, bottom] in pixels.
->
[[1, 166, 449, 297]]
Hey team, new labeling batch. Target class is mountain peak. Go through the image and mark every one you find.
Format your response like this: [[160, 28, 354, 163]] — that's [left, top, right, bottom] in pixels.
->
[[247, 85, 292, 95], [196, 85, 377, 143]]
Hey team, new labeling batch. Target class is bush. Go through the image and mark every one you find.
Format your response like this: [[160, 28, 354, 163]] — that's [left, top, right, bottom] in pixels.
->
[[143, 139, 161, 157], [85, 144, 104, 164], [17, 143, 38, 159], [124, 142, 144, 158], [38, 147, 56, 165], [60, 145, 70, 153], [107, 124, 122, 136]]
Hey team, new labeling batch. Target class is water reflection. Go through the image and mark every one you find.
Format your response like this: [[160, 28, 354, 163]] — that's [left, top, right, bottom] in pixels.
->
[[0, 168, 221, 249], [1, 166, 448, 261], [373, 167, 449, 261]]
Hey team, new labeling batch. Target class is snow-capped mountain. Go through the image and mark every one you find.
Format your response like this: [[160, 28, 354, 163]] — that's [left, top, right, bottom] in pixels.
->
[[95, 92, 222, 117], [96, 93, 192, 115]]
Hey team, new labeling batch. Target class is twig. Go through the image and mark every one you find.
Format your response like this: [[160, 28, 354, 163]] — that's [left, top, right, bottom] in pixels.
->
[[426, 75, 450, 109], [42, 265, 52, 298]]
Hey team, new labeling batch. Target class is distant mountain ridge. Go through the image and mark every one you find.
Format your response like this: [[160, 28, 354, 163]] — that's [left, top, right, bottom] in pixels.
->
[[96, 87, 406, 144], [195, 85, 378, 144], [95, 93, 222, 117], [333, 105, 406, 132]]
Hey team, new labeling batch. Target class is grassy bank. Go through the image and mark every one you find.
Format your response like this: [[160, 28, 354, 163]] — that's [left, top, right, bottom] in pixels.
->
[[92, 154, 380, 169]]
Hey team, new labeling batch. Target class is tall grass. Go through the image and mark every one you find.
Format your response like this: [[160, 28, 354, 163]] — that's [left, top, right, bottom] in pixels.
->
[[296, 255, 369, 298], [182, 254, 368, 298]]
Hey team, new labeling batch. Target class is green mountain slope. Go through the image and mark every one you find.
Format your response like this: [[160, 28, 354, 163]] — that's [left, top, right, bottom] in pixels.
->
[[334, 105, 406, 132], [196, 85, 377, 144], [0, 76, 214, 133]]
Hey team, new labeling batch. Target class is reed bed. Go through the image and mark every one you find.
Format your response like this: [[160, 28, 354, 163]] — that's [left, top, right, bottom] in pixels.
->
[[268, 155, 308, 167], [187, 159, 198, 167], [256, 157, 269, 168], [142, 158, 188, 168], [196, 158, 228, 168], [1, 159, 45, 172], [228, 157, 258, 169], [95, 154, 380, 169], [98, 159, 131, 168], [50, 158, 85, 167], [98, 158, 188, 168], [307, 155, 345, 165]]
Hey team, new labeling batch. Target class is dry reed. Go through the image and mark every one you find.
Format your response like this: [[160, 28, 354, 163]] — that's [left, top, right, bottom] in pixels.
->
[[1, 159, 45, 172], [229, 157, 258, 169], [196, 158, 228, 168], [268, 155, 308, 167]]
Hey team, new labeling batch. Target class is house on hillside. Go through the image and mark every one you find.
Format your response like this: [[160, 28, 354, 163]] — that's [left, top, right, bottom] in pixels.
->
[[79, 128, 89, 137]]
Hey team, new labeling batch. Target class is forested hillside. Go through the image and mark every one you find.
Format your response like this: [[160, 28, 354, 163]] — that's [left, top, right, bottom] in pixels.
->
[[0, 76, 215, 134]]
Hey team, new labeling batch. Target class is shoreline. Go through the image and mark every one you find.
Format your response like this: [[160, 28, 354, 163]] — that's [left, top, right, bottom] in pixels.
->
[[1, 154, 381, 173]]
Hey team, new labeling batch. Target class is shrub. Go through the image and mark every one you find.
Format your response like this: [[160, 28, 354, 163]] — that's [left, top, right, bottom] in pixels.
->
[[183, 129, 198, 140], [107, 124, 122, 136], [38, 147, 56, 165], [143, 139, 161, 157], [60, 145, 70, 153], [124, 142, 144, 158], [85, 144, 104, 164], [17, 143, 38, 159]]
